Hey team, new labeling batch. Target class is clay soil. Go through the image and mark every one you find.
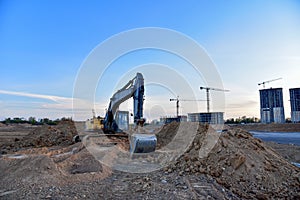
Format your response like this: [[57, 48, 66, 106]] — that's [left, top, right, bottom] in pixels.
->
[[0, 121, 299, 199]]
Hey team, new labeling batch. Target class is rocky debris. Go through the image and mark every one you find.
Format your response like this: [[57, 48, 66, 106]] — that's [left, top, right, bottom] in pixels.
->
[[160, 123, 300, 199]]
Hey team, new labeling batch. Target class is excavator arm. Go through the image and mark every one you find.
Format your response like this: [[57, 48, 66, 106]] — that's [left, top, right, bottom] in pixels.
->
[[103, 73, 145, 132]]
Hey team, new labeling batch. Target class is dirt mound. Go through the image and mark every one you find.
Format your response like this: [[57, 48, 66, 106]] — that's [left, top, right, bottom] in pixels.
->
[[155, 121, 179, 148], [1, 121, 78, 153], [161, 123, 300, 199], [53, 146, 103, 175]]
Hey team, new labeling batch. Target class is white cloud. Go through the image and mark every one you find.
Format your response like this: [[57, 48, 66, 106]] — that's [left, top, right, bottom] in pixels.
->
[[0, 90, 71, 102]]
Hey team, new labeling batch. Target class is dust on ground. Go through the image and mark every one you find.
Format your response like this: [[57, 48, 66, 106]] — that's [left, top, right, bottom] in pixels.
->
[[0, 121, 299, 199]]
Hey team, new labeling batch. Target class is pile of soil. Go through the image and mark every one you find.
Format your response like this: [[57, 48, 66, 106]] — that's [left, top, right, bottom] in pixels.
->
[[161, 124, 300, 199], [1, 121, 78, 153], [155, 121, 179, 148]]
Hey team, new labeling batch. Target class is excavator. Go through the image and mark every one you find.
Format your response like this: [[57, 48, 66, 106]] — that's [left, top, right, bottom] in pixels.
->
[[76, 72, 157, 153]]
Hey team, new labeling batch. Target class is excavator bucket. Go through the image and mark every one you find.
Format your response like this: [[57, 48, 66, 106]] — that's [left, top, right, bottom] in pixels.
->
[[130, 133, 157, 153]]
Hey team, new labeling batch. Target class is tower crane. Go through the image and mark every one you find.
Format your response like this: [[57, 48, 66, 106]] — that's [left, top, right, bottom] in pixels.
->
[[170, 96, 205, 117], [200, 86, 229, 113], [258, 78, 282, 89]]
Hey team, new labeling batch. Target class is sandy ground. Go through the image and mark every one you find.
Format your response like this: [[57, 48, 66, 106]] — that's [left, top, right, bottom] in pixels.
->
[[0, 121, 299, 199]]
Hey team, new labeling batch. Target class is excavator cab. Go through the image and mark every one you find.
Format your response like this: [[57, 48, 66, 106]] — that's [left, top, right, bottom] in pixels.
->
[[115, 111, 129, 131]]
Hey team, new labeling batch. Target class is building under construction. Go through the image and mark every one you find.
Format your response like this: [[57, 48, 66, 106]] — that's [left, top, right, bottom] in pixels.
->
[[259, 88, 285, 124], [290, 88, 300, 123], [188, 112, 224, 124]]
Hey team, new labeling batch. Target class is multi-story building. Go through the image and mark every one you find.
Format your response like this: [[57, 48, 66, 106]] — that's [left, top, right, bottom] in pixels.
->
[[259, 88, 285, 123], [290, 88, 300, 123]]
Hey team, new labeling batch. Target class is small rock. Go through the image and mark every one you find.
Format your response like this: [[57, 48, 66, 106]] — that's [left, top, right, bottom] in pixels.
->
[[143, 183, 151, 188], [256, 175, 262, 181], [232, 154, 246, 170], [161, 179, 167, 184], [195, 161, 201, 167], [184, 155, 189, 162], [199, 167, 205, 173]]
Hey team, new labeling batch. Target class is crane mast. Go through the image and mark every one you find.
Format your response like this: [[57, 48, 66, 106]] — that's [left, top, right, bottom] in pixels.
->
[[200, 86, 229, 113], [170, 96, 205, 117]]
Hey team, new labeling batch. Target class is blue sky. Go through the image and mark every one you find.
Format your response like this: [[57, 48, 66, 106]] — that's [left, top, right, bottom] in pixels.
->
[[0, 0, 300, 121]]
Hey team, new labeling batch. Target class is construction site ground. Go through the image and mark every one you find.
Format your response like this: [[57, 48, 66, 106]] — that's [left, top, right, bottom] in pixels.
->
[[0, 121, 299, 199]]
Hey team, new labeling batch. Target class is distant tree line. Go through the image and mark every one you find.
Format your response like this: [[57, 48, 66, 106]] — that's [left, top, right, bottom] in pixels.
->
[[1, 117, 73, 125], [225, 116, 260, 124]]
